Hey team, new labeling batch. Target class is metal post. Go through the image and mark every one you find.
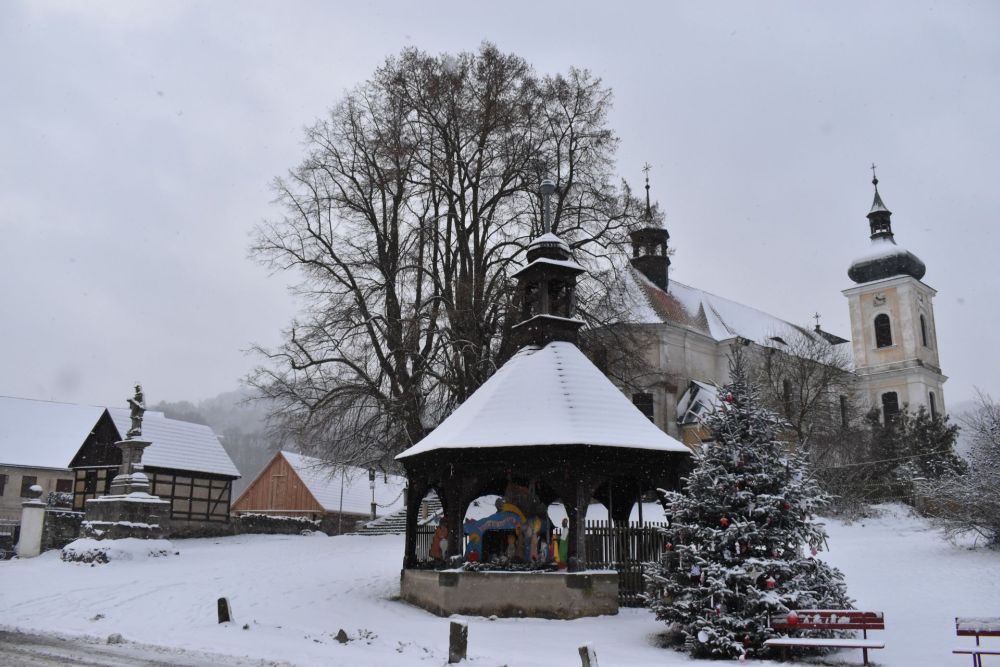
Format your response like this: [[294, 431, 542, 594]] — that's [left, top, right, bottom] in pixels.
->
[[369, 467, 376, 520]]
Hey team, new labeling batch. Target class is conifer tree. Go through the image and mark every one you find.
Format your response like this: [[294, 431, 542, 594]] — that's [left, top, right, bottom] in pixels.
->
[[645, 347, 852, 659]]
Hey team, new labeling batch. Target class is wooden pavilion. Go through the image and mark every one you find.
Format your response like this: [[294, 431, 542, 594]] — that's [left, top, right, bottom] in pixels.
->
[[395, 181, 691, 618]]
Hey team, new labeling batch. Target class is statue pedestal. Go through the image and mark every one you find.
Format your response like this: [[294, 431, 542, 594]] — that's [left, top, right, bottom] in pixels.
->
[[83, 493, 171, 540], [82, 437, 170, 539]]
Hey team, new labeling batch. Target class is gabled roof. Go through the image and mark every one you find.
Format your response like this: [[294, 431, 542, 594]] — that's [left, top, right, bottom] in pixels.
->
[[107, 408, 240, 478], [0, 396, 105, 469], [397, 341, 689, 458], [627, 268, 840, 349], [280, 451, 407, 516]]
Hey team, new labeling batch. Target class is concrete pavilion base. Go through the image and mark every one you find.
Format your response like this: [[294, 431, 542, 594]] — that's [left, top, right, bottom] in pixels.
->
[[400, 569, 619, 619]]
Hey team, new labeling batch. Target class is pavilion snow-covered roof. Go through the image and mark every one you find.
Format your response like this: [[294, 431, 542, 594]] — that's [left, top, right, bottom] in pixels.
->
[[280, 451, 407, 516], [397, 341, 689, 458], [0, 396, 106, 469], [107, 408, 240, 478]]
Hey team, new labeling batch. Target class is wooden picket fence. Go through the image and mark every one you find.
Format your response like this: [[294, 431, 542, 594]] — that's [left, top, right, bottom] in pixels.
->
[[584, 520, 667, 607]]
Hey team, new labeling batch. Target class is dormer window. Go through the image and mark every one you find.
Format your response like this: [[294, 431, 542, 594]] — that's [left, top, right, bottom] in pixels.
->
[[874, 313, 893, 348]]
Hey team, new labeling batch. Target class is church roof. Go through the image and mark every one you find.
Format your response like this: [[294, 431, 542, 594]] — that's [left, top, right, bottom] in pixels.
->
[[626, 268, 826, 348], [396, 341, 689, 459]]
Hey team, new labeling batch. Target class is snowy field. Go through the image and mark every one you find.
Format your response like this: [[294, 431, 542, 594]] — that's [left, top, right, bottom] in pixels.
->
[[1, 505, 997, 666]]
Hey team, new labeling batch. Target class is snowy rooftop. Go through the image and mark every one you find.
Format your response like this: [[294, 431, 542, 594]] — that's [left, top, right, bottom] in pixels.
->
[[280, 451, 407, 516], [397, 341, 689, 458], [0, 396, 105, 469], [626, 268, 832, 349], [511, 256, 585, 278], [527, 232, 570, 251], [107, 408, 240, 478]]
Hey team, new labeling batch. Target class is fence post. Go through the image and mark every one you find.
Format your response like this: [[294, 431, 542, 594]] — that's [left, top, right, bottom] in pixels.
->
[[16, 485, 46, 558]]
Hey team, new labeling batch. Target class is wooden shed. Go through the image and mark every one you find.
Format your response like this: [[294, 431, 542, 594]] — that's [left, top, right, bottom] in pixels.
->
[[232, 451, 407, 533]]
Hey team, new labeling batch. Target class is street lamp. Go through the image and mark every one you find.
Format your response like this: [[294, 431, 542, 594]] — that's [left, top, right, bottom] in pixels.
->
[[368, 467, 376, 520]]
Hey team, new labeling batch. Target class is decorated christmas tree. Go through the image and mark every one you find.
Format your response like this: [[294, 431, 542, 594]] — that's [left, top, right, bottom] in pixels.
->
[[645, 347, 852, 660]]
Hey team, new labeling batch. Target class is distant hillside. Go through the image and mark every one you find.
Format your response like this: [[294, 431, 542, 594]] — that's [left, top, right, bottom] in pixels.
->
[[153, 389, 276, 497]]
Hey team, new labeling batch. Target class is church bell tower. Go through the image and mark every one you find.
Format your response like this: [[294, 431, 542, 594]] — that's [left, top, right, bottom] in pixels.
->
[[843, 168, 947, 421]]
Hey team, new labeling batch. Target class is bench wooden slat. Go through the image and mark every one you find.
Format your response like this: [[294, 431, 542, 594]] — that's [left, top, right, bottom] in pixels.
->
[[765, 638, 885, 649]]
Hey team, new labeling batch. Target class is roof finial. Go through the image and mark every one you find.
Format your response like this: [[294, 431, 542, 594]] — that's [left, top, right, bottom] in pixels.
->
[[871, 162, 879, 188], [642, 162, 653, 220], [813, 311, 822, 331], [540, 179, 555, 235]]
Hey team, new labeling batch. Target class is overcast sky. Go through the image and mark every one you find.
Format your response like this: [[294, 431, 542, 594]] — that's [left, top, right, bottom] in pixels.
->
[[2, 1, 998, 411]]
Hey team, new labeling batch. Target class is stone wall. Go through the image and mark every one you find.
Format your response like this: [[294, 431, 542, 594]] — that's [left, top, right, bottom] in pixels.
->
[[401, 569, 619, 619], [42, 509, 84, 550], [234, 513, 320, 535]]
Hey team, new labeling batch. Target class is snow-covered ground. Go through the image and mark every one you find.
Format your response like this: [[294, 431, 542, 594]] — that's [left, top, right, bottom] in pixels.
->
[[1, 505, 996, 666]]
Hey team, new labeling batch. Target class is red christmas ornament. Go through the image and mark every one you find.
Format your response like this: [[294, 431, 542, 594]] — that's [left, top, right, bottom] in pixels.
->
[[782, 502, 791, 512], [766, 576, 776, 589], [720, 516, 730, 528], [787, 611, 799, 625], [725, 392, 734, 402], [810, 546, 818, 557], [666, 542, 674, 551], [742, 634, 751, 647], [715, 605, 722, 616]]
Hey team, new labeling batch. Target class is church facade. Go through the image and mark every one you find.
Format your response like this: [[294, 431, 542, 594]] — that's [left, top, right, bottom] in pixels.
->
[[615, 173, 944, 443]]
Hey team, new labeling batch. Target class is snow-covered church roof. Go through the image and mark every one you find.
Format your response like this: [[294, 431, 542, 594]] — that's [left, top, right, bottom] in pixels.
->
[[278, 451, 407, 516], [0, 396, 105, 469], [107, 408, 240, 478], [397, 341, 689, 458], [625, 268, 833, 349]]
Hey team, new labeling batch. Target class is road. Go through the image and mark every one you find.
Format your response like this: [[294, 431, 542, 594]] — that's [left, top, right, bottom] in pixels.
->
[[0, 629, 293, 667]]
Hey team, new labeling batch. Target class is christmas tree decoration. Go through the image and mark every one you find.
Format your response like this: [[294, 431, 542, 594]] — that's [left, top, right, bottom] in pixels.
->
[[644, 348, 852, 660]]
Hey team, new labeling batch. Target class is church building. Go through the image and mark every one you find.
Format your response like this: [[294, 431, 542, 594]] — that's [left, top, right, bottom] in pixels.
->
[[617, 170, 944, 442]]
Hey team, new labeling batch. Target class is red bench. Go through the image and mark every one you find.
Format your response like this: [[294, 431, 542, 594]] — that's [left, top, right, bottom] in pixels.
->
[[954, 617, 1000, 667], [765, 610, 885, 665]]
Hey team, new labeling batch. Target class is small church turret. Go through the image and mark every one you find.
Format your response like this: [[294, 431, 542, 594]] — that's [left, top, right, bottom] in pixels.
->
[[510, 179, 586, 348], [629, 165, 670, 290], [843, 166, 946, 421], [848, 167, 926, 284]]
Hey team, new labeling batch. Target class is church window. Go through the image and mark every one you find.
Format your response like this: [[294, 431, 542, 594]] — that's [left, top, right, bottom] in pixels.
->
[[522, 281, 540, 319], [920, 314, 929, 347], [632, 392, 654, 422], [929, 392, 937, 419], [874, 314, 893, 348], [881, 392, 900, 422], [839, 395, 849, 428]]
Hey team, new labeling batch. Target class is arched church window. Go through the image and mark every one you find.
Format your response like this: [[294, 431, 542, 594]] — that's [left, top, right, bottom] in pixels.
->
[[874, 314, 893, 348], [881, 392, 900, 422], [632, 392, 654, 422], [920, 314, 929, 347], [782, 379, 793, 418], [929, 392, 937, 419]]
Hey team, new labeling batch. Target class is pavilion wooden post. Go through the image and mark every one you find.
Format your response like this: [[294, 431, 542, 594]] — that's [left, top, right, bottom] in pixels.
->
[[403, 479, 427, 568]]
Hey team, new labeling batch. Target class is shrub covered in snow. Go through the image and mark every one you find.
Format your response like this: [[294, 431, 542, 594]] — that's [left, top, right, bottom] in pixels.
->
[[61, 538, 175, 564], [235, 513, 321, 535], [645, 349, 852, 660]]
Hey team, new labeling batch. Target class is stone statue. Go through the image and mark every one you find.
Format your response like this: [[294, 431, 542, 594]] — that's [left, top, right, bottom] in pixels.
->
[[126, 383, 145, 438]]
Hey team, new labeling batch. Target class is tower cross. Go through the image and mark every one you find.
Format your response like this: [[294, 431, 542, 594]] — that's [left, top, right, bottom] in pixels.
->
[[813, 312, 822, 330]]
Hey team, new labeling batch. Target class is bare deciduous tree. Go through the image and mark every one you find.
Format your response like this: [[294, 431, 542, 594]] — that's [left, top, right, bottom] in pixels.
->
[[250, 44, 645, 468]]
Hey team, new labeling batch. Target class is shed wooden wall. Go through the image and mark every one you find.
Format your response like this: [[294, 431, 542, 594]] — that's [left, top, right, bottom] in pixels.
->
[[232, 453, 323, 514]]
